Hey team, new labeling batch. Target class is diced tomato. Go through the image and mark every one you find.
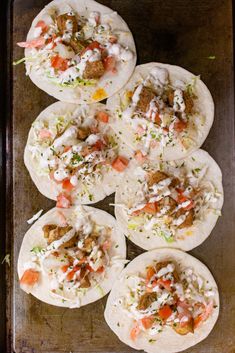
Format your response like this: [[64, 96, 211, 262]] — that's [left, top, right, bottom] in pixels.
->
[[38, 129, 52, 139], [158, 305, 173, 320], [103, 56, 116, 72], [66, 270, 76, 281], [157, 278, 172, 291], [111, 156, 129, 172], [62, 179, 75, 192], [163, 127, 169, 133], [51, 55, 68, 71], [20, 269, 40, 286], [35, 20, 48, 32], [56, 193, 72, 208], [93, 140, 106, 151], [130, 321, 140, 341], [134, 150, 147, 164], [81, 41, 101, 55], [17, 37, 45, 48], [141, 316, 155, 329], [102, 240, 111, 251], [96, 266, 105, 273], [146, 266, 156, 282], [174, 120, 187, 132], [178, 194, 188, 203], [63, 146, 72, 153], [86, 265, 94, 272], [61, 265, 69, 273], [142, 202, 158, 215], [95, 111, 109, 123]]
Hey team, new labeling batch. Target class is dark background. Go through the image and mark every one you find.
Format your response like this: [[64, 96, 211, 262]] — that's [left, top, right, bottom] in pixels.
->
[[1, 0, 235, 352]]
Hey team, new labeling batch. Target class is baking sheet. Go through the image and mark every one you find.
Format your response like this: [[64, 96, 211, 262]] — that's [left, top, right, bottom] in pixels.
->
[[9, 0, 235, 352]]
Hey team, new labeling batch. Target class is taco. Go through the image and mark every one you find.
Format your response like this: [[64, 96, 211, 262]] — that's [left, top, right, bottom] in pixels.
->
[[104, 248, 219, 353], [114, 149, 223, 251], [24, 101, 133, 206], [16, 0, 136, 103], [18, 205, 126, 308], [107, 63, 214, 161]]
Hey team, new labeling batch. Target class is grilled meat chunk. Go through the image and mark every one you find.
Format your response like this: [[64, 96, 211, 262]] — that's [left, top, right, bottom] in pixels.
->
[[174, 208, 194, 229], [43, 224, 72, 245], [173, 318, 194, 335], [148, 171, 168, 187], [158, 196, 177, 214], [137, 292, 157, 311], [83, 60, 105, 79], [57, 13, 79, 34], [136, 86, 155, 113], [77, 126, 91, 141], [183, 91, 194, 114], [155, 261, 179, 282]]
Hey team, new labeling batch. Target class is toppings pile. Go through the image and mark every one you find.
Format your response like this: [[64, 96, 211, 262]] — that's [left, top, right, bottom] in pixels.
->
[[29, 107, 129, 206], [115, 260, 216, 340], [118, 67, 199, 154], [125, 161, 220, 242], [20, 208, 113, 306], [17, 10, 133, 87]]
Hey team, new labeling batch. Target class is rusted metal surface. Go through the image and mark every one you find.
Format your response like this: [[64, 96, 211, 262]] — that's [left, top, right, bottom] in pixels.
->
[[9, 0, 235, 352]]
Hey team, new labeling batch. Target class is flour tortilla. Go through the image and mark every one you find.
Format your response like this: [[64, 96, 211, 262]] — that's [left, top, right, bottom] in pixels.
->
[[24, 0, 136, 103], [115, 149, 223, 251], [24, 101, 133, 204], [107, 62, 214, 161], [104, 248, 219, 353], [18, 206, 126, 308]]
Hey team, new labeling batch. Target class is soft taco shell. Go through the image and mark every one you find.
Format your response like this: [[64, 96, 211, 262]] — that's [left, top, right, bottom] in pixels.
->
[[115, 149, 223, 251], [18, 206, 126, 308], [107, 62, 214, 161], [24, 101, 133, 204], [104, 248, 219, 353], [24, 0, 136, 103]]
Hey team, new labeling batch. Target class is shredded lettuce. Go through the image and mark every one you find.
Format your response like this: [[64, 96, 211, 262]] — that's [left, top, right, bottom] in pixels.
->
[[96, 284, 105, 297], [47, 74, 97, 88], [127, 223, 138, 230], [13, 57, 27, 66]]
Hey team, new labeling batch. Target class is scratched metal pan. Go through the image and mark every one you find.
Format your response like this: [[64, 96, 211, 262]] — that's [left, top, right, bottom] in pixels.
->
[[6, 0, 235, 352]]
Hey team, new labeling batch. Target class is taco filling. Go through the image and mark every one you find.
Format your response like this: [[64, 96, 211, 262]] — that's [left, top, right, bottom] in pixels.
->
[[116, 156, 222, 243], [115, 260, 217, 340], [119, 66, 199, 154], [20, 207, 115, 305], [27, 104, 129, 205], [17, 10, 133, 88]]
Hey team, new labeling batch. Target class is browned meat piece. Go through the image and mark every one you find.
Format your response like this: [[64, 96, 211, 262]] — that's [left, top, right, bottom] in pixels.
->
[[57, 13, 79, 34], [136, 86, 155, 113], [42, 224, 72, 245], [137, 292, 157, 311], [77, 126, 91, 141], [155, 261, 179, 282], [173, 318, 194, 335], [43, 224, 57, 239], [69, 37, 87, 54], [83, 60, 105, 79], [148, 171, 168, 187], [174, 209, 194, 229], [63, 234, 79, 249], [170, 177, 181, 188], [166, 88, 174, 107], [158, 196, 177, 214], [183, 91, 194, 114], [83, 236, 96, 253], [80, 266, 91, 288]]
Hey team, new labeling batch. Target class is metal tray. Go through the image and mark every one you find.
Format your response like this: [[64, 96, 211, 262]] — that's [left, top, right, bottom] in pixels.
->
[[5, 0, 235, 352]]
